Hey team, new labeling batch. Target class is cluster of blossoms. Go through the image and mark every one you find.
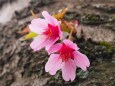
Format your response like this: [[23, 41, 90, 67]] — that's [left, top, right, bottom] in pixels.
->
[[25, 10, 90, 81]]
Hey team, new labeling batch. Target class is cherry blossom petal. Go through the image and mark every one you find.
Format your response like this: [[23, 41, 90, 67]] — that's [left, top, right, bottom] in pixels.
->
[[58, 27, 62, 39], [56, 21, 62, 38], [45, 37, 59, 51], [74, 20, 78, 29], [31, 18, 48, 28], [42, 11, 59, 26], [30, 35, 47, 51], [48, 43, 62, 55], [45, 54, 62, 75], [62, 59, 76, 81], [73, 51, 90, 71], [63, 39, 79, 50], [29, 18, 48, 34]]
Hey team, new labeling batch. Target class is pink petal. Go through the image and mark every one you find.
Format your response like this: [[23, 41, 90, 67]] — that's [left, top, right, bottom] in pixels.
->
[[45, 37, 59, 51], [73, 51, 90, 71], [62, 59, 76, 81], [48, 43, 62, 55], [74, 20, 78, 29], [31, 18, 48, 28], [56, 21, 62, 38], [42, 11, 59, 26], [30, 35, 47, 51], [45, 54, 62, 75], [63, 39, 79, 50], [58, 26, 62, 39], [29, 18, 48, 34]]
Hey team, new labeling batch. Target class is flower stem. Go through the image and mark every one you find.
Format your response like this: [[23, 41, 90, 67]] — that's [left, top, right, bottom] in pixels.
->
[[30, 10, 37, 18], [68, 22, 74, 40]]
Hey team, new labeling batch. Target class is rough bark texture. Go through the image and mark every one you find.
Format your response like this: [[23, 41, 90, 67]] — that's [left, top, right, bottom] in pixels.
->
[[0, 0, 115, 86]]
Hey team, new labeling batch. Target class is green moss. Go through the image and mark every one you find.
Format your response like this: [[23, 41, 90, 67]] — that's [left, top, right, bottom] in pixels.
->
[[99, 41, 113, 53]]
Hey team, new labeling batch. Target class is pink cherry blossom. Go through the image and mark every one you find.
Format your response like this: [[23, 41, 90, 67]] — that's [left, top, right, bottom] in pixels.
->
[[29, 11, 62, 51], [74, 20, 78, 29], [45, 39, 90, 81]]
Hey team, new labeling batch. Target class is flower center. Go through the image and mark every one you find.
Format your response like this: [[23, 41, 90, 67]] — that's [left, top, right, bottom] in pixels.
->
[[43, 24, 59, 38], [57, 43, 75, 62]]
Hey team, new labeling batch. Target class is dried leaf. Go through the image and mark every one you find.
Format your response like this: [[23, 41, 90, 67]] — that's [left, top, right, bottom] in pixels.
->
[[18, 26, 30, 34], [60, 20, 76, 33], [53, 8, 68, 20]]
